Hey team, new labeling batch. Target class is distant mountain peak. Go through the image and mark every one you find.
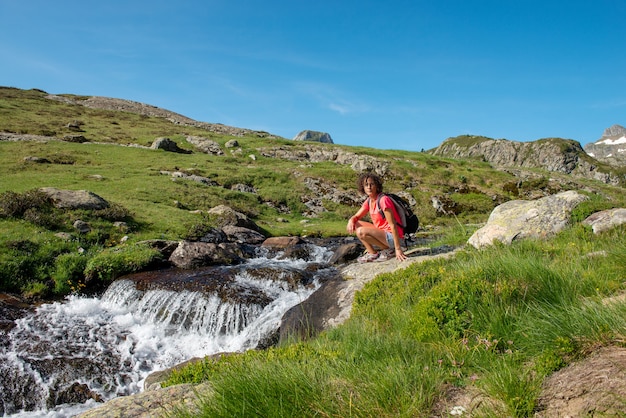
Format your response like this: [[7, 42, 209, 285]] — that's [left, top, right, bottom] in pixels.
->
[[601, 124, 626, 139], [583, 124, 626, 167]]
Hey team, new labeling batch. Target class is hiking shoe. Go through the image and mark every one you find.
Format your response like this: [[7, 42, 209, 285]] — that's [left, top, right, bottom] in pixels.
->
[[357, 252, 379, 263], [376, 249, 395, 262]]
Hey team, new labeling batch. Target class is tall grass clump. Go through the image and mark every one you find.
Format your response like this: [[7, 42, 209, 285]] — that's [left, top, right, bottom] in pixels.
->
[[170, 322, 447, 418]]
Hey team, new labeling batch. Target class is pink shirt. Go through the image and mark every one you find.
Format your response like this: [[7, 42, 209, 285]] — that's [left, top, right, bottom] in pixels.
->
[[362, 195, 404, 238]]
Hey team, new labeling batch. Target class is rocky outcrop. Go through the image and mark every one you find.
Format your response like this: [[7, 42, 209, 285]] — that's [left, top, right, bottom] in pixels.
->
[[160, 170, 219, 187], [185, 135, 224, 155], [468, 191, 588, 248], [150, 137, 190, 153], [431, 135, 621, 185], [259, 144, 390, 176], [300, 177, 363, 216], [293, 130, 334, 144], [584, 124, 626, 167], [0, 132, 51, 142]]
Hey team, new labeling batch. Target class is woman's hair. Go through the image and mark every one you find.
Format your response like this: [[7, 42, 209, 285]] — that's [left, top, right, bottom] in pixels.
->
[[357, 172, 384, 194]]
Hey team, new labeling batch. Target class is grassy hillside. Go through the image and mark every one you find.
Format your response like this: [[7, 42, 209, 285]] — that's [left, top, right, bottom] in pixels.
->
[[0, 87, 513, 236], [1, 86, 625, 299]]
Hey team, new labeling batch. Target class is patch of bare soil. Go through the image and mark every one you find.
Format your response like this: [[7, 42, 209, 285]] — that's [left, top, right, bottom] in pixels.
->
[[535, 346, 626, 417], [431, 346, 626, 417]]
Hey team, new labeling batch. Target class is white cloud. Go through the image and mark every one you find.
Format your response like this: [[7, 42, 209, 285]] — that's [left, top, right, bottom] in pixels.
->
[[328, 102, 350, 115]]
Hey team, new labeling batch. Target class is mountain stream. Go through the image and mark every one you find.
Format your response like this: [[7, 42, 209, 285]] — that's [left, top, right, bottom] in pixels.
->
[[0, 244, 335, 417]]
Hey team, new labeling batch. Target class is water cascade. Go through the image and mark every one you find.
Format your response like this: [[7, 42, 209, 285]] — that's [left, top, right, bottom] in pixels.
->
[[0, 245, 334, 417]]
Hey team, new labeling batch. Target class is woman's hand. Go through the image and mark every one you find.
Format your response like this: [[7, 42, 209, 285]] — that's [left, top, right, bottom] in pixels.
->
[[347, 217, 357, 233], [395, 248, 407, 261]]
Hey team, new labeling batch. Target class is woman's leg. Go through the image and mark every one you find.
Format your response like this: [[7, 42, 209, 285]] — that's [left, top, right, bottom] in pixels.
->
[[354, 221, 390, 253]]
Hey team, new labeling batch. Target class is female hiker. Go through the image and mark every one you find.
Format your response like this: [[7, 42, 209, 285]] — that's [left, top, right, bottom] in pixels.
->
[[346, 173, 407, 262]]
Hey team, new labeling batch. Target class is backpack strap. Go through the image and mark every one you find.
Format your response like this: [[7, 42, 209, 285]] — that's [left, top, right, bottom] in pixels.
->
[[377, 193, 407, 228]]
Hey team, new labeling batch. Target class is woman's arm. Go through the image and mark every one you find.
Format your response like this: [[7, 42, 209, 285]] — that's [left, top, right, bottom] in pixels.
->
[[383, 208, 407, 261], [347, 206, 369, 233]]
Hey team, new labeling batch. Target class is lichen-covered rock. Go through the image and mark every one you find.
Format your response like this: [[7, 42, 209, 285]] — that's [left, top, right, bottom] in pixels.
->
[[207, 205, 259, 231], [468, 191, 588, 248], [583, 208, 626, 234], [39, 187, 109, 210]]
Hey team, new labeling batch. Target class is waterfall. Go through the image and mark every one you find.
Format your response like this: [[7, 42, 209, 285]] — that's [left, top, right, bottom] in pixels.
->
[[0, 245, 333, 417]]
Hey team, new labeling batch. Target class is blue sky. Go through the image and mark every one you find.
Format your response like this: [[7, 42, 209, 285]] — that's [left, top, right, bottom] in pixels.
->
[[1, 1, 624, 151]]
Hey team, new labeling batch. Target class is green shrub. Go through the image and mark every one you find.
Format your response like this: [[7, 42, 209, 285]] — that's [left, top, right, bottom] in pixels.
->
[[0, 189, 54, 218], [0, 240, 47, 293], [0, 256, 22, 292], [0, 237, 74, 295], [411, 272, 488, 341], [92, 202, 133, 222], [22, 206, 64, 229], [21, 281, 50, 299]]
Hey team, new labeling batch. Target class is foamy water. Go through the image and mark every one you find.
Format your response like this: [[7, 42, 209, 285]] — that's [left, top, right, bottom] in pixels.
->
[[1, 246, 332, 417]]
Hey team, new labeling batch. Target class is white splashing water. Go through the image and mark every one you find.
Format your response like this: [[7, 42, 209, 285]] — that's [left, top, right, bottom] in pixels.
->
[[1, 246, 332, 417]]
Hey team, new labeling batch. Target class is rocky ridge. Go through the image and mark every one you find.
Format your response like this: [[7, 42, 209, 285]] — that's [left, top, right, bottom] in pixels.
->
[[430, 135, 623, 185], [45, 94, 280, 139]]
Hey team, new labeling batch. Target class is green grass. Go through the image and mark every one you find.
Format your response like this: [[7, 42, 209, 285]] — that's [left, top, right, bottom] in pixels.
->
[[166, 224, 626, 417]]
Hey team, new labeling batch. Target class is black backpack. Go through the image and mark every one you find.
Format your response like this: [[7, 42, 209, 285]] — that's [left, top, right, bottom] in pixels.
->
[[377, 193, 419, 234]]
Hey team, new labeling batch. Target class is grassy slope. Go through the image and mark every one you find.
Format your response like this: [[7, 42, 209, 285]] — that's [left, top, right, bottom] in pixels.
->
[[166, 225, 626, 417], [2, 87, 626, 416]]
